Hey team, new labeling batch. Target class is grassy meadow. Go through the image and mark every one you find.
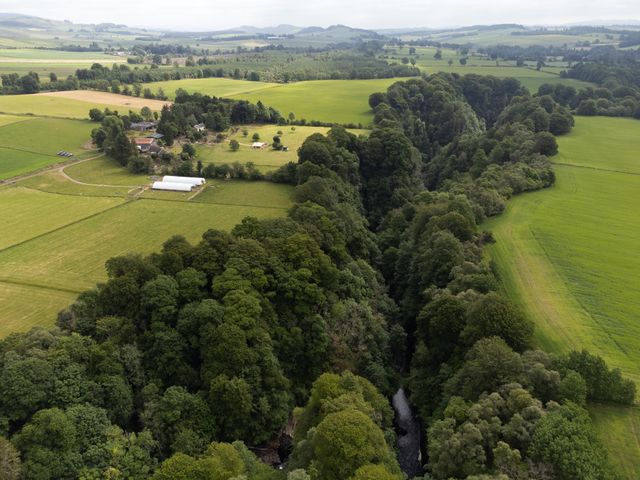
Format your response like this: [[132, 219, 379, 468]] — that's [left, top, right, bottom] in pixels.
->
[[147, 77, 400, 125], [186, 124, 367, 172], [484, 116, 640, 473]]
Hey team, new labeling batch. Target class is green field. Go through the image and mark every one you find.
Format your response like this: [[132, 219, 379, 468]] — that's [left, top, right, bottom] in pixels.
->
[[0, 156, 293, 335], [484, 117, 640, 474], [148, 77, 400, 125], [0, 116, 96, 179], [399, 26, 619, 48], [0, 94, 128, 119], [185, 125, 367, 172], [385, 46, 593, 92], [146, 77, 279, 99], [0, 48, 127, 79]]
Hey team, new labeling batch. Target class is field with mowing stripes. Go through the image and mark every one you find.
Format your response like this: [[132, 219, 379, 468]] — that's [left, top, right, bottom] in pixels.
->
[[0, 116, 96, 179], [485, 116, 640, 475], [0, 156, 293, 336]]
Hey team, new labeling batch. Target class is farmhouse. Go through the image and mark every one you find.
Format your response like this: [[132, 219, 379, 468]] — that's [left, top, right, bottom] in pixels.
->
[[251, 142, 268, 149], [130, 121, 157, 132], [194, 123, 206, 132], [134, 137, 158, 153]]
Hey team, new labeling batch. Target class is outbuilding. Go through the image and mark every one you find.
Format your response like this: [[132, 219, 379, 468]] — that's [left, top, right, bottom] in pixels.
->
[[130, 121, 157, 132], [162, 175, 206, 186], [152, 181, 194, 192]]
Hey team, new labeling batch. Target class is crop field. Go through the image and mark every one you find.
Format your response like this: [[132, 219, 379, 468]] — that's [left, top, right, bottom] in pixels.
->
[[39, 91, 170, 110], [0, 157, 293, 336], [147, 77, 400, 125], [0, 116, 96, 179], [484, 117, 640, 473]]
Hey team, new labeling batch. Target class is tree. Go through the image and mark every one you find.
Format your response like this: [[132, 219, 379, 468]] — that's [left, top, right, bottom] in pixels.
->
[[559, 370, 587, 406], [434, 49, 443, 60], [462, 293, 533, 352], [529, 403, 612, 480], [141, 106, 153, 121], [229, 139, 240, 151], [182, 143, 196, 158], [252, 133, 260, 142], [459, 57, 468, 66], [89, 108, 104, 122], [311, 410, 398, 480]]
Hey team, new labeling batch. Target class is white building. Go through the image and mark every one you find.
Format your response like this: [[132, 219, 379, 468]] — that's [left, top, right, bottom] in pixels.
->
[[152, 181, 194, 192], [162, 176, 206, 186]]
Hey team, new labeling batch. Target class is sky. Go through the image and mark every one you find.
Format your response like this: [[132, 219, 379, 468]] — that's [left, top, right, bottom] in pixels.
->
[[2, 0, 640, 31]]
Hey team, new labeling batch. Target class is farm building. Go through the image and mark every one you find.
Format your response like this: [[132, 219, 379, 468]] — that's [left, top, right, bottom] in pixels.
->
[[162, 175, 206, 186], [152, 181, 194, 192], [251, 142, 267, 149], [130, 121, 157, 132], [194, 123, 206, 132], [134, 137, 159, 153]]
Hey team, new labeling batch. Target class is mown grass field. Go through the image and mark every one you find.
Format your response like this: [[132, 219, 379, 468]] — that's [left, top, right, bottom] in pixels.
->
[[0, 156, 294, 336], [147, 77, 400, 125], [484, 116, 640, 475], [0, 116, 96, 179]]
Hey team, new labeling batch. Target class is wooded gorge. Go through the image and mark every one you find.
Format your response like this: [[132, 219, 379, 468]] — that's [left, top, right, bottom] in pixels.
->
[[0, 74, 634, 480]]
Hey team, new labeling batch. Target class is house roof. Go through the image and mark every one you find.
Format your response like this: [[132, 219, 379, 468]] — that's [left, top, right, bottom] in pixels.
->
[[130, 121, 157, 129], [134, 138, 155, 145]]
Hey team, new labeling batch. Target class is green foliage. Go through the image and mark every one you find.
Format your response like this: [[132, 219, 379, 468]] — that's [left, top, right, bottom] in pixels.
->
[[529, 403, 617, 480], [556, 350, 636, 405]]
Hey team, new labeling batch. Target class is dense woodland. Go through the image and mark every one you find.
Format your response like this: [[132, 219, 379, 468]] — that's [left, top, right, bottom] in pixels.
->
[[0, 73, 636, 480]]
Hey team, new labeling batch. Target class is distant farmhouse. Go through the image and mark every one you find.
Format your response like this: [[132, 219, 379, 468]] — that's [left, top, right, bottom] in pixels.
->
[[251, 142, 268, 149], [194, 123, 206, 132]]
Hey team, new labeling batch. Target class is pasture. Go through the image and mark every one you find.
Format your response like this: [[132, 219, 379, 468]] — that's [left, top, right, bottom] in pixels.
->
[[189, 125, 367, 172], [484, 116, 640, 473], [0, 116, 96, 179], [146, 77, 400, 125], [0, 157, 294, 336]]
